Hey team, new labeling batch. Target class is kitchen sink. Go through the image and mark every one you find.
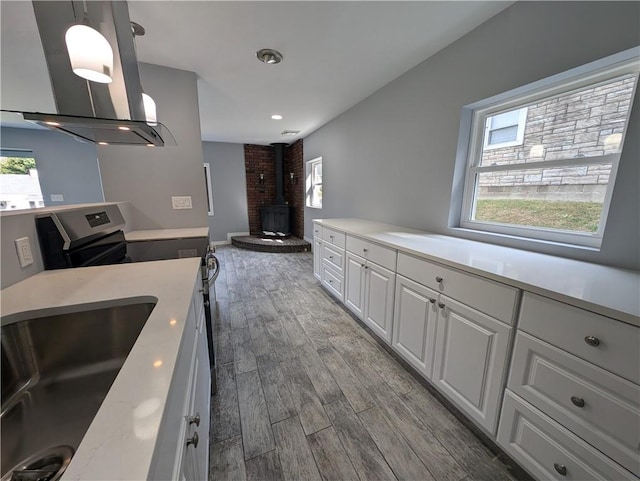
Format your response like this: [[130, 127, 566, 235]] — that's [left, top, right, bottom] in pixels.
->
[[1, 301, 156, 481]]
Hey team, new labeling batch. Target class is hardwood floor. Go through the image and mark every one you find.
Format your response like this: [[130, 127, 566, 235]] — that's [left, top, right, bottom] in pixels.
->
[[209, 246, 523, 481]]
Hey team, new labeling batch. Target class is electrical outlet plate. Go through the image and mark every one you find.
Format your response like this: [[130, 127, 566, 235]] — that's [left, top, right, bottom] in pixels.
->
[[50, 194, 64, 202], [172, 196, 193, 210], [15, 237, 34, 267]]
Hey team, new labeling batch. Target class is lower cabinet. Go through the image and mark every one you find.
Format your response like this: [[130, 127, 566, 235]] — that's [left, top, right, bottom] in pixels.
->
[[431, 295, 512, 434], [498, 390, 638, 481], [150, 283, 211, 481], [392, 275, 439, 379], [344, 251, 395, 343]]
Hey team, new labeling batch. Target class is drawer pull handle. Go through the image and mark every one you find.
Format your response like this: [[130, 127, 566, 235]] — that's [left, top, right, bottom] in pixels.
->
[[364, 266, 369, 269], [330, 235, 334, 239], [188, 412, 201, 426], [329, 256, 333, 259], [438, 302, 445, 309], [363, 248, 368, 252], [328, 279, 333, 284], [187, 431, 199, 449], [553, 463, 567, 476], [570, 396, 585, 408], [584, 336, 600, 347], [429, 298, 436, 304], [435, 276, 443, 283]]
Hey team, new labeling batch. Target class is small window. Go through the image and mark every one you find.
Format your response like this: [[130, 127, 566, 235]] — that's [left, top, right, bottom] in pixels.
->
[[455, 48, 639, 248], [204, 162, 214, 216], [0, 150, 44, 211], [483, 107, 528, 149], [306, 157, 322, 208]]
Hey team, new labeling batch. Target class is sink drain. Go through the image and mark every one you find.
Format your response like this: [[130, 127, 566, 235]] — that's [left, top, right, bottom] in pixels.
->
[[2, 445, 74, 481]]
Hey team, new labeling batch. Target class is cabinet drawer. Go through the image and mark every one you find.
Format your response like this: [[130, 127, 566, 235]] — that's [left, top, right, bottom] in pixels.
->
[[313, 223, 322, 239], [397, 253, 519, 325], [509, 332, 640, 476], [322, 264, 343, 301], [322, 227, 346, 249], [346, 235, 397, 271], [322, 243, 345, 273], [519, 293, 640, 384], [498, 391, 637, 481]]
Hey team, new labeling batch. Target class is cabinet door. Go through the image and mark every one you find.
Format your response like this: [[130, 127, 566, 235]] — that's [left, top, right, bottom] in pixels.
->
[[432, 295, 512, 434], [313, 238, 323, 280], [345, 252, 366, 319], [392, 275, 439, 378], [363, 262, 395, 343], [192, 329, 211, 480]]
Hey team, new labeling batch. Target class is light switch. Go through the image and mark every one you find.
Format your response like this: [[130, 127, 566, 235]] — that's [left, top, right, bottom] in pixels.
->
[[15, 237, 34, 267], [172, 196, 193, 209]]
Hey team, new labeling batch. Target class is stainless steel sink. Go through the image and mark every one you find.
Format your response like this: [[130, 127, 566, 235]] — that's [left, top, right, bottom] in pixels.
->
[[1, 302, 156, 481]]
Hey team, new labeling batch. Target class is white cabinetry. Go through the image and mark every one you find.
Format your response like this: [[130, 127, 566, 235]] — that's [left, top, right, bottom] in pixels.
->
[[150, 282, 211, 481], [313, 239, 322, 280], [314, 224, 347, 301], [392, 275, 438, 378], [344, 238, 396, 343], [499, 292, 640, 479]]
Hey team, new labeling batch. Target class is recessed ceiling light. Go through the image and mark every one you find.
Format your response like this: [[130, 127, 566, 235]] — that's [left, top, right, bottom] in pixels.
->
[[118, 126, 130, 131], [98, 141, 108, 145], [271, 114, 283, 120], [256, 48, 283, 65], [281, 130, 300, 136], [45, 121, 60, 126]]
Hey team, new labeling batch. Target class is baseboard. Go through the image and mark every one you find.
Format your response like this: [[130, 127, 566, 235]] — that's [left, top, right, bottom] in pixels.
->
[[210, 231, 250, 246], [304, 235, 313, 245]]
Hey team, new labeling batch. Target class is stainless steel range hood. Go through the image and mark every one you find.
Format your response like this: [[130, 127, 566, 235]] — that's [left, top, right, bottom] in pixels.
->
[[8, 1, 175, 147]]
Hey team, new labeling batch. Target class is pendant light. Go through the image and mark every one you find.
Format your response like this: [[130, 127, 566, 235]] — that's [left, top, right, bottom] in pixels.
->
[[65, 3, 114, 84], [131, 21, 157, 125]]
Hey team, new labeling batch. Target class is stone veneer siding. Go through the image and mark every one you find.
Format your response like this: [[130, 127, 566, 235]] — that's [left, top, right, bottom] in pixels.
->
[[478, 76, 635, 202]]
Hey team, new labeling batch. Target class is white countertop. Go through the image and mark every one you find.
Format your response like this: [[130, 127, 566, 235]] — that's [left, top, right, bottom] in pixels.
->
[[0, 258, 202, 480], [125, 228, 209, 242], [315, 218, 640, 326]]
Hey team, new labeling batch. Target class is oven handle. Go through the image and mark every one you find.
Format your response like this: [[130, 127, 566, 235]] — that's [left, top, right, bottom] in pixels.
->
[[206, 254, 220, 285]]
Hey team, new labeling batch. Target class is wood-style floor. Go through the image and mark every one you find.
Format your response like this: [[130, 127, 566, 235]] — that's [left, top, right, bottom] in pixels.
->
[[209, 246, 522, 481]]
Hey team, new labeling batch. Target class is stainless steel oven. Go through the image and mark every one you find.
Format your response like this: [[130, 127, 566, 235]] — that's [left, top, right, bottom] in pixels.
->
[[35, 204, 219, 394]]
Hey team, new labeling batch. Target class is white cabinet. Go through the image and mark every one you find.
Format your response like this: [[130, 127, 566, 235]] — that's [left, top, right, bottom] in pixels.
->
[[392, 275, 439, 378], [313, 237, 322, 280], [345, 251, 395, 343], [150, 283, 211, 481], [431, 295, 512, 434]]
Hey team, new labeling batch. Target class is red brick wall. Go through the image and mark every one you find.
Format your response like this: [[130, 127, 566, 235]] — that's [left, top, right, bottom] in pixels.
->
[[244, 144, 276, 235], [284, 139, 304, 238], [243, 140, 304, 238]]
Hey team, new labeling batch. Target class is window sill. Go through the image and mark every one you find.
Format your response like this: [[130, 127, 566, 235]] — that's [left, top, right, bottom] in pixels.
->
[[306, 205, 322, 210], [450, 227, 601, 253]]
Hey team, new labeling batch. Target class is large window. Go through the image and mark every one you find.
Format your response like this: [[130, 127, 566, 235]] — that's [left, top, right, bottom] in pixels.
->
[[306, 157, 322, 208], [456, 49, 639, 248]]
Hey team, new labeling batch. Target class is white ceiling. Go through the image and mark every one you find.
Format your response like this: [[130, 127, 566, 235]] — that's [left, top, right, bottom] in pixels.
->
[[1, 1, 512, 145]]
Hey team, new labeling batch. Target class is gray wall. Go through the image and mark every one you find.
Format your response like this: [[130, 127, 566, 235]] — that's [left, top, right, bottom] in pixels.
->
[[303, 1, 640, 270], [0, 127, 103, 206], [97, 63, 208, 230], [202, 141, 249, 242]]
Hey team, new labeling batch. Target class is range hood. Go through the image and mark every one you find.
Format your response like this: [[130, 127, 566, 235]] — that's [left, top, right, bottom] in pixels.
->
[[7, 1, 175, 147]]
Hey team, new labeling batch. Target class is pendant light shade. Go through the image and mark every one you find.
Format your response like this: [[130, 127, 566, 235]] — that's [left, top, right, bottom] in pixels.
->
[[65, 24, 114, 83], [142, 93, 157, 125]]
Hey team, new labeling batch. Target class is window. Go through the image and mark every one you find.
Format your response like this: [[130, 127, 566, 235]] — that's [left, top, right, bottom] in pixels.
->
[[455, 48, 639, 248], [204, 162, 214, 216], [306, 157, 322, 208], [483, 107, 528, 149]]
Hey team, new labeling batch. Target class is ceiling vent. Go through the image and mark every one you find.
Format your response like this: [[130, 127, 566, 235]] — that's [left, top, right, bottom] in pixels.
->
[[281, 130, 300, 136]]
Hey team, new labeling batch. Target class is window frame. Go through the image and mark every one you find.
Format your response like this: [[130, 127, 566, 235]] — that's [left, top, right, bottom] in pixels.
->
[[306, 157, 323, 209], [456, 48, 639, 249], [203, 162, 214, 216]]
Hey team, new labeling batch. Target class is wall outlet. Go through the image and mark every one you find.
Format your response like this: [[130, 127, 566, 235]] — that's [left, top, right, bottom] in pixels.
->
[[172, 196, 192, 210], [51, 194, 64, 202], [15, 237, 34, 267]]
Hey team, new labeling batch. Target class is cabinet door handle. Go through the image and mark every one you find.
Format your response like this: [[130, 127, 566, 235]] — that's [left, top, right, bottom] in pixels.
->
[[584, 336, 600, 347], [429, 298, 436, 304], [328, 279, 333, 284], [438, 302, 445, 309], [188, 412, 201, 426], [329, 256, 333, 259], [363, 248, 368, 253], [435, 276, 443, 283], [186, 431, 199, 448], [553, 463, 567, 476], [330, 235, 334, 239], [570, 396, 585, 408], [364, 265, 369, 269]]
